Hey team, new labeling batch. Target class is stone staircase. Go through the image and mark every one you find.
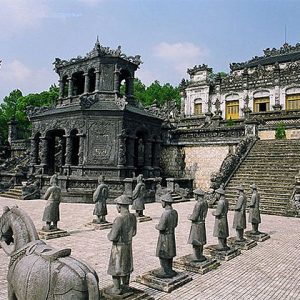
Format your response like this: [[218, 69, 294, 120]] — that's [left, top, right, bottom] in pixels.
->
[[0, 186, 23, 199], [225, 139, 300, 216]]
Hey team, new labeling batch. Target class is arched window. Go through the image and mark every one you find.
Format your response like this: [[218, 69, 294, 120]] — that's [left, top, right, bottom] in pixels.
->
[[70, 129, 79, 166], [119, 69, 132, 98], [286, 87, 300, 111], [88, 68, 96, 93], [253, 90, 270, 112], [72, 71, 85, 96], [194, 98, 202, 115], [225, 93, 239, 120]]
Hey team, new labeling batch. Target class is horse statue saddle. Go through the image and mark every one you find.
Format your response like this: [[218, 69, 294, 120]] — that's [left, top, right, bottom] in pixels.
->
[[26, 240, 71, 262]]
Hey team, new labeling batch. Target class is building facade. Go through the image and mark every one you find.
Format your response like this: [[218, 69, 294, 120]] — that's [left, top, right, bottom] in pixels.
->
[[183, 43, 300, 120]]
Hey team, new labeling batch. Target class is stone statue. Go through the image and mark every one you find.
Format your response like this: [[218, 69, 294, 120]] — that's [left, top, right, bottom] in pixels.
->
[[249, 184, 261, 234], [212, 187, 230, 250], [0, 206, 100, 300], [154, 192, 178, 278], [93, 175, 109, 224], [188, 189, 208, 262], [42, 174, 61, 231], [21, 180, 40, 200], [107, 195, 137, 296], [233, 186, 247, 242], [132, 174, 146, 217]]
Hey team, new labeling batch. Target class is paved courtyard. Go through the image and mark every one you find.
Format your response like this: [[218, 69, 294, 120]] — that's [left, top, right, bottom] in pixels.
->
[[0, 196, 300, 300]]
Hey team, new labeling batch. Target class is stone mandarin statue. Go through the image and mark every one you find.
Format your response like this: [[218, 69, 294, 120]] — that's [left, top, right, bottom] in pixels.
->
[[249, 184, 261, 234], [212, 187, 230, 250], [107, 194, 137, 296], [93, 175, 109, 224], [233, 186, 247, 242], [187, 188, 208, 262], [42, 174, 61, 231], [132, 174, 146, 217], [154, 192, 178, 278]]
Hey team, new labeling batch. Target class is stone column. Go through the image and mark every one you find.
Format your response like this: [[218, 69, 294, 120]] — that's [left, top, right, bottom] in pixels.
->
[[84, 72, 89, 94], [152, 139, 162, 168], [118, 130, 127, 167], [58, 78, 64, 99], [30, 138, 38, 165], [77, 134, 85, 165], [8, 119, 18, 144], [123, 178, 134, 198], [126, 136, 135, 168], [39, 137, 49, 172], [127, 77, 134, 98], [64, 135, 72, 166], [144, 139, 153, 168], [114, 67, 121, 93], [68, 77, 73, 98], [95, 69, 100, 91]]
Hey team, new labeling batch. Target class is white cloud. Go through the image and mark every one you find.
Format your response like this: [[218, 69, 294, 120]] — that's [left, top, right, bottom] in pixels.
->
[[0, 0, 49, 35], [153, 42, 208, 75], [0, 59, 57, 101], [135, 69, 157, 86], [78, 0, 106, 5]]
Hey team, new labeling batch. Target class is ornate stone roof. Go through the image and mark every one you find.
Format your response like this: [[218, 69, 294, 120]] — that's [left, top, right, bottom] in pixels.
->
[[187, 64, 212, 75], [230, 43, 300, 71], [53, 38, 143, 70]]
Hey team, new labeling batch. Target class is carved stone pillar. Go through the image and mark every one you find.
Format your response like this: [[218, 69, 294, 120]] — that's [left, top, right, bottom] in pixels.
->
[[114, 68, 121, 93], [58, 78, 64, 99], [39, 137, 49, 167], [8, 119, 18, 144], [84, 72, 89, 94], [95, 69, 100, 91], [77, 134, 85, 165], [152, 140, 162, 168], [144, 139, 153, 168], [64, 135, 72, 166], [118, 131, 127, 166], [68, 77, 73, 97], [126, 136, 135, 168], [127, 77, 134, 98], [30, 138, 38, 165]]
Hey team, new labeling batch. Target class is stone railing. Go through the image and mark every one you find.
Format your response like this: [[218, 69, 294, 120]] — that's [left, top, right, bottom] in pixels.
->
[[210, 136, 257, 190]]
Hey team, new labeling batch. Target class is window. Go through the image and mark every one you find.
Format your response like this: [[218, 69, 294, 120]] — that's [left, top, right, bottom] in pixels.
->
[[254, 97, 270, 112], [286, 94, 300, 111], [194, 103, 202, 115], [226, 100, 239, 120]]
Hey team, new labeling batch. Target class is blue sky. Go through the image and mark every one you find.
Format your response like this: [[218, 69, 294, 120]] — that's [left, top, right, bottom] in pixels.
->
[[1, 0, 300, 101]]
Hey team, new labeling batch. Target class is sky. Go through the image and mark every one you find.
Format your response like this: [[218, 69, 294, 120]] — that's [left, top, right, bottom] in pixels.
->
[[1, 0, 300, 101]]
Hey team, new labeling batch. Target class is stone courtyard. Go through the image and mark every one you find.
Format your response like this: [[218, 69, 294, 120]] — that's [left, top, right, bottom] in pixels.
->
[[0, 196, 299, 300]]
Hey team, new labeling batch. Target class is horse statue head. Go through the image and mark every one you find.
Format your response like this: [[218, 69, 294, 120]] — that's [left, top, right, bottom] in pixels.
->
[[0, 206, 39, 256]]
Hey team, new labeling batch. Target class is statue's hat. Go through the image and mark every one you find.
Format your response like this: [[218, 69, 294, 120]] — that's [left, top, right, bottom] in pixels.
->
[[115, 194, 132, 205], [236, 185, 244, 191], [161, 192, 174, 203], [215, 187, 225, 195], [250, 184, 257, 189], [193, 188, 205, 196]]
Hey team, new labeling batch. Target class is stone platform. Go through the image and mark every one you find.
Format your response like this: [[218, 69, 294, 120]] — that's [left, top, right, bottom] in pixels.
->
[[85, 221, 113, 230], [135, 269, 192, 293], [228, 237, 258, 250], [245, 231, 270, 242], [38, 229, 70, 240], [173, 254, 220, 274], [204, 245, 241, 261], [101, 285, 153, 300], [136, 216, 152, 223]]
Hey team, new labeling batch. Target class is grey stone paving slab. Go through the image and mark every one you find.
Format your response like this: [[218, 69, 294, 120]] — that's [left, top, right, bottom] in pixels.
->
[[0, 196, 300, 299]]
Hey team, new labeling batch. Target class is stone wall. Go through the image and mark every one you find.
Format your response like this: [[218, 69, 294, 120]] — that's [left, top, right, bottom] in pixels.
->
[[183, 145, 229, 190], [259, 129, 300, 140], [160, 146, 185, 178]]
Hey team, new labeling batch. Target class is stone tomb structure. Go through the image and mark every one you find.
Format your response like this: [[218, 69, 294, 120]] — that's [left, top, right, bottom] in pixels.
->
[[27, 40, 163, 202]]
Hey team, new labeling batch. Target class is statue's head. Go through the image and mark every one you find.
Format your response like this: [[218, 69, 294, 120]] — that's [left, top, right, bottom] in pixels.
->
[[50, 174, 58, 186], [98, 175, 105, 183], [0, 206, 14, 254], [137, 174, 143, 183]]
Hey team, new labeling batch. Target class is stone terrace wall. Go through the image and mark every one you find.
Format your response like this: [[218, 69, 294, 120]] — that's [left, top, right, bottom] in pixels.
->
[[184, 145, 229, 190]]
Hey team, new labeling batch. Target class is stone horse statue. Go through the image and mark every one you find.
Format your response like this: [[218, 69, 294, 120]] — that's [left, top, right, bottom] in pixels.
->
[[0, 206, 100, 300]]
